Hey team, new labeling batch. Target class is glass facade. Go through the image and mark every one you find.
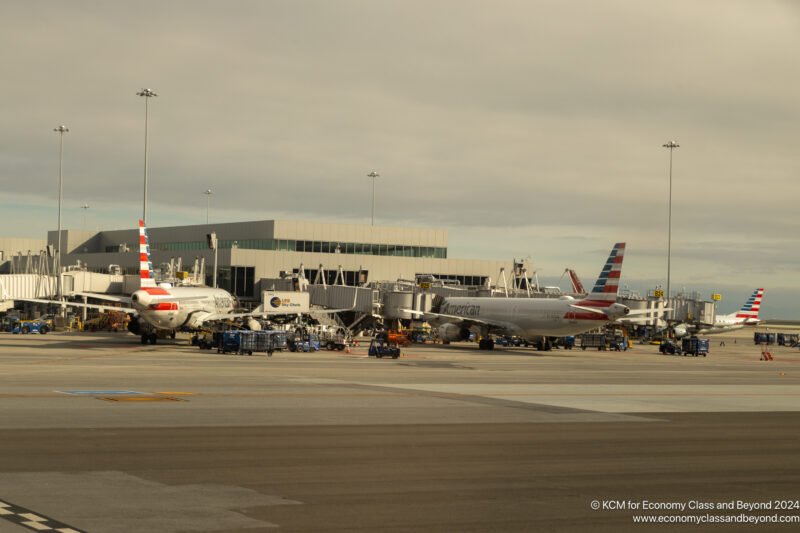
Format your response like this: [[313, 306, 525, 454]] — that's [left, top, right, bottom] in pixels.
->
[[215, 266, 254, 297], [151, 238, 446, 258], [416, 274, 488, 287]]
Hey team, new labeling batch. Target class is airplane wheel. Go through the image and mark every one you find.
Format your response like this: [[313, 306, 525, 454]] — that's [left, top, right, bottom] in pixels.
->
[[487, 340, 495, 350], [149, 333, 157, 345], [141, 335, 148, 345]]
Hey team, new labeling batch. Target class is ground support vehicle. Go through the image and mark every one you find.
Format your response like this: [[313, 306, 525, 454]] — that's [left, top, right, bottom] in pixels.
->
[[1, 316, 19, 332], [213, 330, 287, 355], [778, 333, 799, 347], [410, 330, 429, 343], [83, 311, 127, 332], [368, 338, 401, 359], [11, 320, 50, 335], [561, 336, 576, 350], [321, 332, 350, 351], [580, 332, 627, 351], [681, 337, 709, 357], [754, 332, 777, 345], [287, 333, 321, 352], [386, 330, 412, 347], [218, 331, 246, 354], [580, 333, 607, 350], [609, 335, 628, 351], [659, 340, 679, 355], [495, 336, 529, 347]]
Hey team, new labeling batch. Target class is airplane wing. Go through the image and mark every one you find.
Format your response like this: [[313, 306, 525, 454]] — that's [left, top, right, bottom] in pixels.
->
[[568, 304, 606, 315], [73, 292, 132, 304], [200, 295, 360, 324], [401, 308, 497, 328], [16, 297, 137, 314]]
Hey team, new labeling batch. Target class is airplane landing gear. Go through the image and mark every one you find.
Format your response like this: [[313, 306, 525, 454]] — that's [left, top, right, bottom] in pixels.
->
[[478, 338, 495, 350]]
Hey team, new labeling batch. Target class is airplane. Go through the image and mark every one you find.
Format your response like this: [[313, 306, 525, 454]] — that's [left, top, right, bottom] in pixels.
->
[[21, 220, 354, 344], [565, 268, 586, 295], [407, 243, 647, 350], [673, 288, 765, 337]]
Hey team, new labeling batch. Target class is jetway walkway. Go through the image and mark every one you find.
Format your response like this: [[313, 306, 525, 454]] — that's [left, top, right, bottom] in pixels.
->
[[0, 272, 126, 303]]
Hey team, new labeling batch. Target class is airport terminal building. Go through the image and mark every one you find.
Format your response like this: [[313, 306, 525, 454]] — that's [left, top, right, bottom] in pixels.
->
[[24, 219, 513, 302]]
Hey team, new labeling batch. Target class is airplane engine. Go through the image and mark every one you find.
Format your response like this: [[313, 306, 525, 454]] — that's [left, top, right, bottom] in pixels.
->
[[437, 323, 471, 343], [673, 324, 689, 338], [247, 318, 262, 331]]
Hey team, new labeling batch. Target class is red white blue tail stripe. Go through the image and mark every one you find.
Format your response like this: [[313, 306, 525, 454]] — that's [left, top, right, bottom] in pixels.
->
[[139, 219, 158, 289], [589, 243, 625, 301], [564, 243, 627, 320], [567, 269, 586, 295], [735, 288, 764, 321]]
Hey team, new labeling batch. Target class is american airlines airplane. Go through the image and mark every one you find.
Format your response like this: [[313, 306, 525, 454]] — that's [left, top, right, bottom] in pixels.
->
[[411, 243, 636, 350], [24, 220, 348, 344], [674, 288, 765, 337]]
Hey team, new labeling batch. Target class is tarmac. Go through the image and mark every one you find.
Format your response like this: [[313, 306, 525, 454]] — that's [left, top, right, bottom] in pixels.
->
[[0, 328, 799, 532]]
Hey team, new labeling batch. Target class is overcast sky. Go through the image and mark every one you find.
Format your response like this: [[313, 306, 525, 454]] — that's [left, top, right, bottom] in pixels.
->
[[2, 1, 799, 317]]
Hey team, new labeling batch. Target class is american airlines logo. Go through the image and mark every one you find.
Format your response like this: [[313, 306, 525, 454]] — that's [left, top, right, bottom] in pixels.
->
[[442, 303, 481, 317]]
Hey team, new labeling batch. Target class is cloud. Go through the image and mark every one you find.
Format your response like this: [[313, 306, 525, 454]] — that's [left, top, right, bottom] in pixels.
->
[[1, 0, 799, 316]]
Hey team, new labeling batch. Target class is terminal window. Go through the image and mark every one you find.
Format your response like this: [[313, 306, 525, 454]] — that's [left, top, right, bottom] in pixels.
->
[[234, 266, 254, 298], [150, 238, 446, 258]]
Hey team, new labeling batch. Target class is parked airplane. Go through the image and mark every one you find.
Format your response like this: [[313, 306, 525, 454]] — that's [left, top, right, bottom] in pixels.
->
[[409, 243, 640, 350], [22, 220, 353, 344], [565, 268, 586, 295], [673, 288, 765, 337]]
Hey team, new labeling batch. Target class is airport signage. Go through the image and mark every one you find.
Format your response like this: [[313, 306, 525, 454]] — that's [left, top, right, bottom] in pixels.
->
[[262, 291, 310, 314]]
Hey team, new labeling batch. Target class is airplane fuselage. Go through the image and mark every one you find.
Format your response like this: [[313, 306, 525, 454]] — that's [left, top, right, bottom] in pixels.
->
[[436, 296, 630, 338], [695, 313, 758, 334], [131, 285, 236, 331]]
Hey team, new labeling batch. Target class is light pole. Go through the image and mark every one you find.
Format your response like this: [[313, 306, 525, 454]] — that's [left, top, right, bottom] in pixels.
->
[[203, 188, 212, 224], [662, 140, 680, 300], [53, 125, 69, 301], [80, 203, 90, 233], [137, 88, 158, 224], [367, 171, 379, 226]]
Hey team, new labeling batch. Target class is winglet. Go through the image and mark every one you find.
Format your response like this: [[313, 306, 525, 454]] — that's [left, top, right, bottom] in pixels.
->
[[138, 219, 157, 288], [589, 243, 625, 301]]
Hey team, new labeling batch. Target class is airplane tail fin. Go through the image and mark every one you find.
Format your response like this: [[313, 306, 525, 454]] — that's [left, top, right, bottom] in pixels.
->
[[567, 269, 586, 295], [138, 219, 157, 288], [588, 243, 625, 301], [735, 288, 764, 321]]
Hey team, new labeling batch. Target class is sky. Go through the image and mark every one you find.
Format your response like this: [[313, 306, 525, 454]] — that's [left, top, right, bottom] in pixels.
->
[[2, 1, 799, 317]]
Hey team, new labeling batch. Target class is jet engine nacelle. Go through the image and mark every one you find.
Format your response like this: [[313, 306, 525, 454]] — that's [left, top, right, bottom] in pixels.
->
[[437, 323, 471, 342], [247, 318, 262, 331], [673, 324, 689, 338]]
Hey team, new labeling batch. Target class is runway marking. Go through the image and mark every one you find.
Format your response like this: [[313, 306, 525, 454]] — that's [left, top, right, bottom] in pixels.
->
[[0, 499, 86, 532], [57, 390, 146, 396], [56, 390, 188, 402], [99, 396, 185, 402]]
